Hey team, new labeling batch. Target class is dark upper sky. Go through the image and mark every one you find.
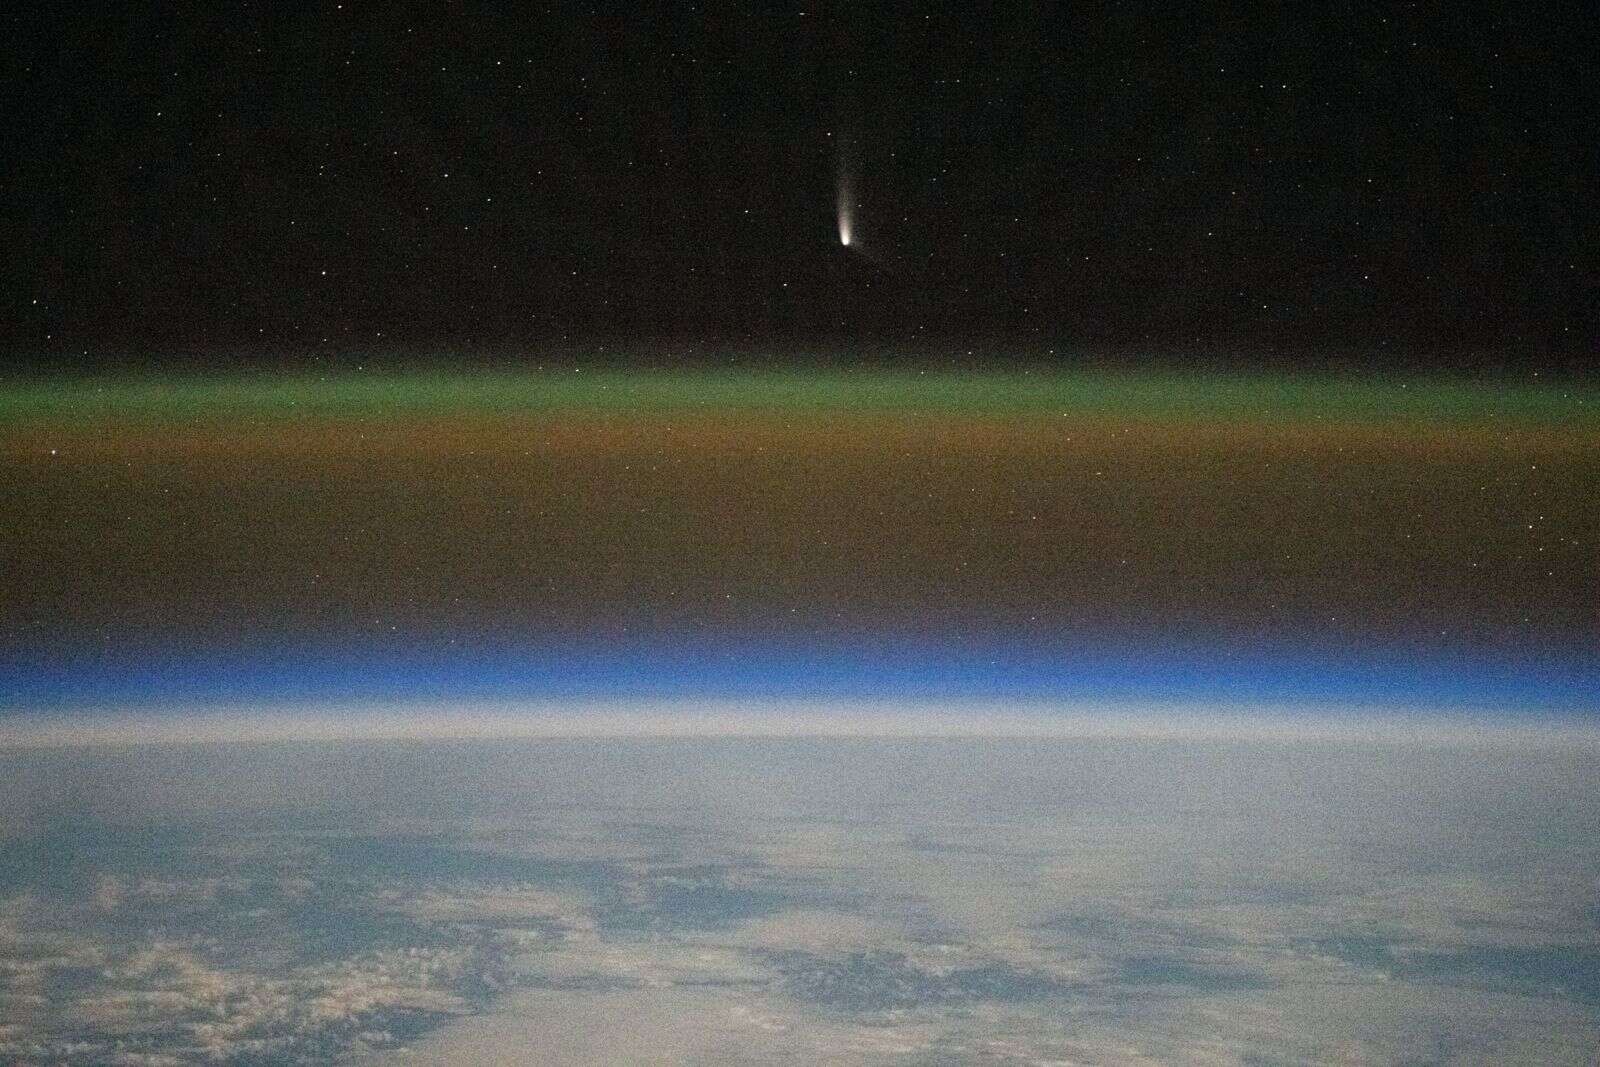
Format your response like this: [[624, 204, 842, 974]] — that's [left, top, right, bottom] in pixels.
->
[[4, 3, 1596, 366]]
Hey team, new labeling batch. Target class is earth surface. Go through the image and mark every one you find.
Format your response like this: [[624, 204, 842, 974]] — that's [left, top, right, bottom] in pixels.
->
[[1, 732, 1597, 1065]]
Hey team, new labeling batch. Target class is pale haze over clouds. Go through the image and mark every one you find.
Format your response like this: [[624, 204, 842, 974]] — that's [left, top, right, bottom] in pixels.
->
[[1, 731, 1597, 1064], [5, 699, 1597, 749]]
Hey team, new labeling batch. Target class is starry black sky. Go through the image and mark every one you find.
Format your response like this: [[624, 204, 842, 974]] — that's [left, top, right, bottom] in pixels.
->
[[4, 3, 1596, 366]]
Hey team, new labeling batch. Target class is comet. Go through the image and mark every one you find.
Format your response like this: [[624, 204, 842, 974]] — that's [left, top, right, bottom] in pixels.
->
[[837, 174, 853, 247], [836, 140, 854, 248]]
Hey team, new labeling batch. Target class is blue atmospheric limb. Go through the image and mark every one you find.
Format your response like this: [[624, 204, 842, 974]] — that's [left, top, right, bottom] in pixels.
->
[[2, 636, 1597, 719]]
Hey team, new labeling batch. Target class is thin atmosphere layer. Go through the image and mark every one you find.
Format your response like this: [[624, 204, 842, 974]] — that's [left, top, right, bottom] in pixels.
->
[[3, 367, 1596, 734]]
